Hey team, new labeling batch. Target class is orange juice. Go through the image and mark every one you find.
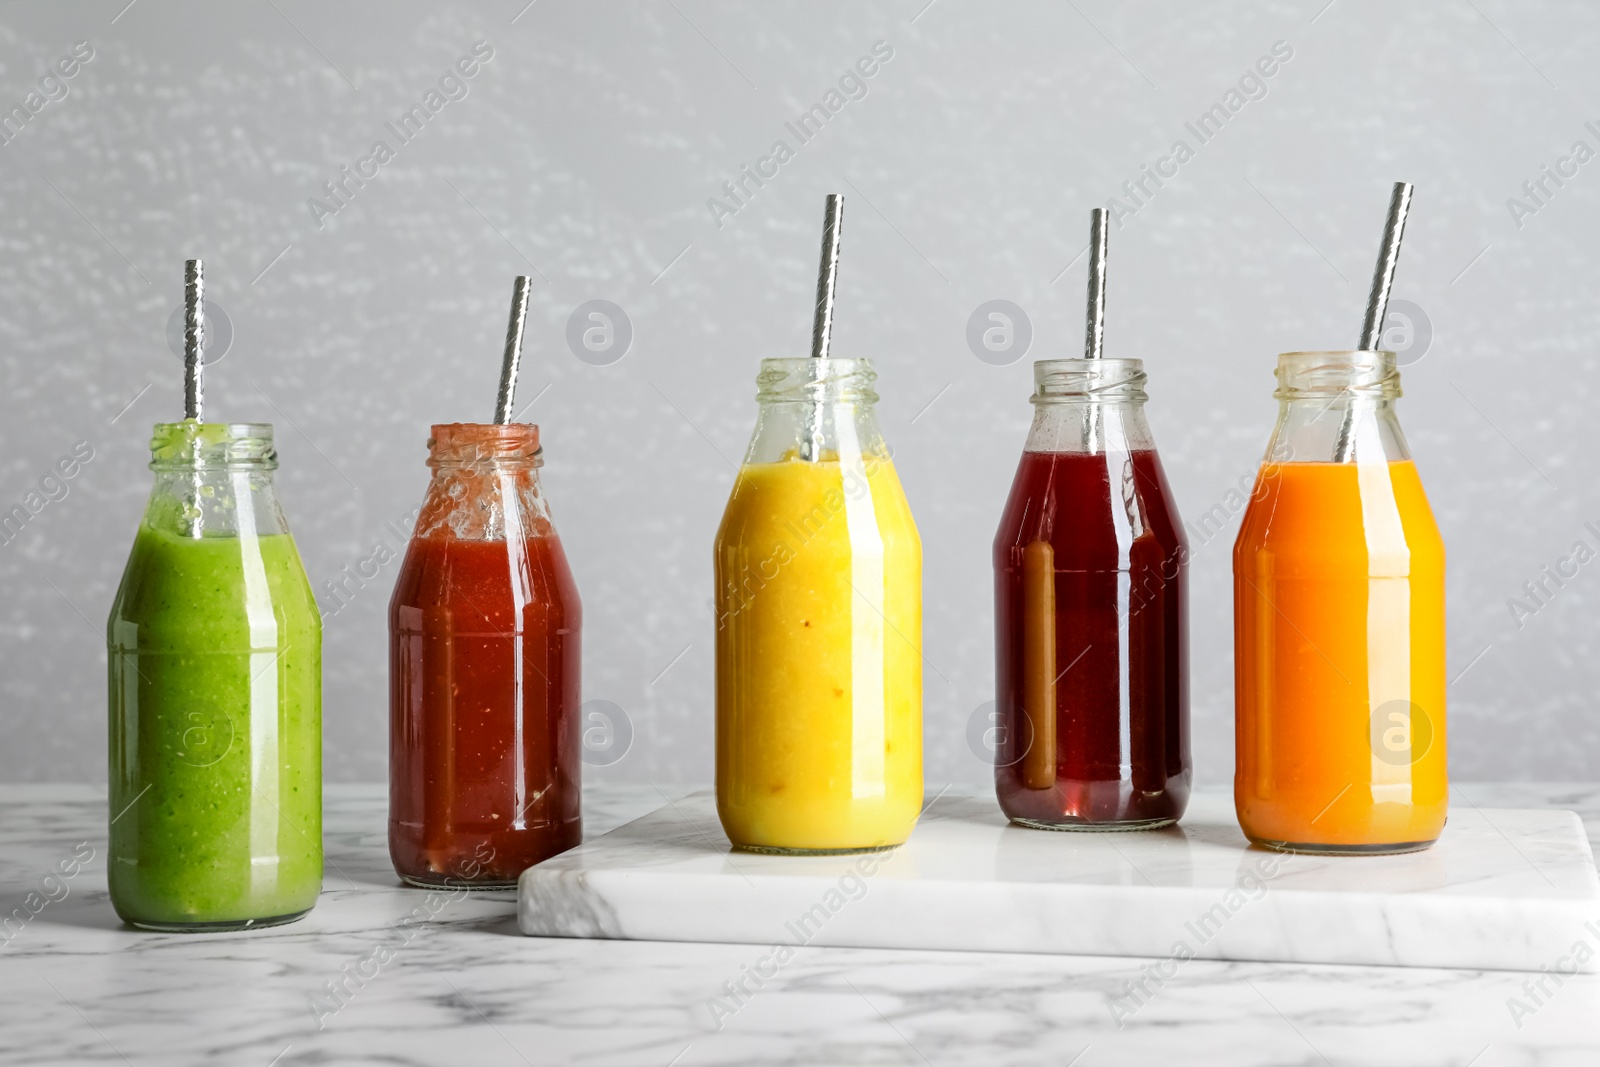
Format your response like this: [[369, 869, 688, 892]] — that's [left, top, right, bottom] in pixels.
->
[[1233, 459, 1446, 852], [714, 452, 923, 852]]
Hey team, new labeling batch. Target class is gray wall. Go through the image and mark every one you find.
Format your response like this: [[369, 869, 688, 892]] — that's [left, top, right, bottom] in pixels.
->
[[1, 0, 1596, 785]]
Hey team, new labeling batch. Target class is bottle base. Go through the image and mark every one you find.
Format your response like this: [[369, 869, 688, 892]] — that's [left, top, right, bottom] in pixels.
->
[[399, 873, 519, 891], [995, 775, 1191, 834], [125, 908, 312, 933], [1248, 836, 1438, 856], [734, 842, 900, 857], [1010, 816, 1177, 833]]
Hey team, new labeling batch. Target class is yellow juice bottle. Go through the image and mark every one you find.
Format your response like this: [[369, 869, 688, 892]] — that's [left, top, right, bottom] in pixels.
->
[[714, 357, 923, 852]]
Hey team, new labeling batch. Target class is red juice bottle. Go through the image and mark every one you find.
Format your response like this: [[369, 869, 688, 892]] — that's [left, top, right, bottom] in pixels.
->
[[992, 358, 1190, 829], [388, 422, 582, 887]]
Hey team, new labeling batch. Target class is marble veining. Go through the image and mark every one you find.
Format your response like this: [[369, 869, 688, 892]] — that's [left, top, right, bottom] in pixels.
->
[[3, 784, 1600, 1065]]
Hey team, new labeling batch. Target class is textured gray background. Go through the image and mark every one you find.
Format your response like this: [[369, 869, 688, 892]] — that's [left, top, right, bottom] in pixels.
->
[[0, 0, 1595, 785]]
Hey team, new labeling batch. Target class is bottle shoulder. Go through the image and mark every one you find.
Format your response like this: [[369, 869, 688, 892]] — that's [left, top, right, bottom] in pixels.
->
[[993, 449, 1186, 565], [389, 533, 579, 619], [107, 526, 319, 643], [715, 454, 919, 552], [1234, 460, 1444, 569]]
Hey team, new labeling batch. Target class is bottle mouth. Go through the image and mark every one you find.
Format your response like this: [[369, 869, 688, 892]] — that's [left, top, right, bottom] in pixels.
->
[[1031, 358, 1147, 403], [1275, 350, 1400, 399], [149, 421, 277, 470], [756, 358, 878, 404], [427, 422, 543, 468]]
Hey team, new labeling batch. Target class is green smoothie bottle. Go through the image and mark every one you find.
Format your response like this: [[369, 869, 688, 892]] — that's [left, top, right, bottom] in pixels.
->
[[108, 259, 323, 927], [106, 262, 322, 930], [107, 419, 323, 930]]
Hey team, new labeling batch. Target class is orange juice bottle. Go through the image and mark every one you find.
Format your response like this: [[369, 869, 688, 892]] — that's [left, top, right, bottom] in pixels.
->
[[714, 358, 923, 853], [1233, 350, 1446, 854]]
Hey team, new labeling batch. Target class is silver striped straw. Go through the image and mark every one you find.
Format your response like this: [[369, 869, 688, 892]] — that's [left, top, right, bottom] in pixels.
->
[[801, 194, 844, 462], [1336, 182, 1414, 462], [1083, 208, 1108, 361], [810, 194, 844, 362], [494, 276, 533, 424], [1081, 210, 1110, 450], [184, 259, 204, 421], [1358, 182, 1414, 351]]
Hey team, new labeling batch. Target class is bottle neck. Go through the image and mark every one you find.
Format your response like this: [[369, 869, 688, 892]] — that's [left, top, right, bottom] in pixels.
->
[[1266, 351, 1409, 464], [1024, 357, 1154, 454], [1025, 400, 1154, 454], [744, 358, 887, 466], [144, 421, 286, 539], [416, 462, 550, 542], [411, 422, 553, 542], [744, 397, 888, 465], [1268, 395, 1410, 465], [146, 466, 288, 539], [427, 422, 542, 470]]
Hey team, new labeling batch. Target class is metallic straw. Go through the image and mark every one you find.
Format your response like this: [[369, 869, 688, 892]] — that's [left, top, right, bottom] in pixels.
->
[[1336, 182, 1414, 462], [801, 194, 844, 462], [184, 259, 204, 421], [1358, 182, 1414, 351], [809, 194, 844, 362], [1083, 208, 1108, 361], [494, 276, 533, 424]]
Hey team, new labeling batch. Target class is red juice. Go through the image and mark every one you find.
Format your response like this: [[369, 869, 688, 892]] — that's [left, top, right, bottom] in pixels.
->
[[992, 449, 1190, 828], [389, 424, 582, 887]]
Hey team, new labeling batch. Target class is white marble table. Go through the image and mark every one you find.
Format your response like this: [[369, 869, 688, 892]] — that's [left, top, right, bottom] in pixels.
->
[[3, 783, 1599, 1066]]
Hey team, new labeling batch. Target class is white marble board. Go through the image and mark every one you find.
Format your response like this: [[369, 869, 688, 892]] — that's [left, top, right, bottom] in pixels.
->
[[519, 792, 1600, 973]]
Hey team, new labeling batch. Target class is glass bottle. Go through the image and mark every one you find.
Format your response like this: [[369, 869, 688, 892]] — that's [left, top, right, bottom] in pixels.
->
[[389, 422, 581, 888], [106, 422, 322, 931], [993, 358, 1190, 829], [1234, 351, 1447, 853], [715, 359, 923, 853]]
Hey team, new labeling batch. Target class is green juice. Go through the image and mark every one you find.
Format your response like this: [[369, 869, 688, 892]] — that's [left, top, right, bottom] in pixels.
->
[[107, 522, 322, 929]]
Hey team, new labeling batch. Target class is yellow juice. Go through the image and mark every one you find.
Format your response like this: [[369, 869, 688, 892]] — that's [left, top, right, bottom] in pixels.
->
[[714, 451, 923, 851]]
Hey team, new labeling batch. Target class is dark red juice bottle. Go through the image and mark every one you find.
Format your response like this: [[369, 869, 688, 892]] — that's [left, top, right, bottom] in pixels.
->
[[993, 358, 1190, 829], [389, 422, 582, 887]]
